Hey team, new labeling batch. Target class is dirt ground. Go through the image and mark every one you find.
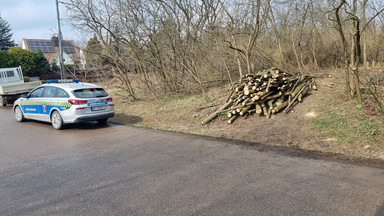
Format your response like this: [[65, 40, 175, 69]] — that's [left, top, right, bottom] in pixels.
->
[[107, 68, 384, 162]]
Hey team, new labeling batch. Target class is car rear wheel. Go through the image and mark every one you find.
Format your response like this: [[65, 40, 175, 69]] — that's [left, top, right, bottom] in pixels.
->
[[14, 106, 25, 122], [51, 111, 64, 130]]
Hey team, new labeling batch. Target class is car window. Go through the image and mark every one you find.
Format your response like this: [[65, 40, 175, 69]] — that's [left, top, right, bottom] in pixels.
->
[[73, 88, 108, 98], [29, 87, 44, 98], [42, 86, 57, 97], [56, 88, 70, 98]]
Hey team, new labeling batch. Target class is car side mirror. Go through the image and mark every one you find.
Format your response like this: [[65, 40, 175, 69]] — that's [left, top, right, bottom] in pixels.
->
[[21, 93, 29, 98]]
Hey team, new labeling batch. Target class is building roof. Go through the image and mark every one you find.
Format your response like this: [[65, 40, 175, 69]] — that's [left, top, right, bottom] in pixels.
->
[[22, 37, 81, 65]]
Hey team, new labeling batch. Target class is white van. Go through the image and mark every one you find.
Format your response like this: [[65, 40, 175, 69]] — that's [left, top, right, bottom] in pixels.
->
[[0, 66, 41, 106]]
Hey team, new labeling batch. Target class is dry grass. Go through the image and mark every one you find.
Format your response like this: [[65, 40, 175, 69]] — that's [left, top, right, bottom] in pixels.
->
[[103, 68, 384, 161]]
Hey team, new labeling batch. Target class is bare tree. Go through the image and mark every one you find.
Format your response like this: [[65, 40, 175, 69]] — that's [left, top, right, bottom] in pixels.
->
[[63, 0, 384, 105], [219, 0, 268, 77]]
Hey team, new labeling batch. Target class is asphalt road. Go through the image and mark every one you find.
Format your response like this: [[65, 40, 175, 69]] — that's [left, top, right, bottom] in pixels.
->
[[0, 107, 384, 216]]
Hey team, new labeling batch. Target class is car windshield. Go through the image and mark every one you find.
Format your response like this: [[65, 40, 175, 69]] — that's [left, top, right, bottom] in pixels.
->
[[73, 88, 108, 98]]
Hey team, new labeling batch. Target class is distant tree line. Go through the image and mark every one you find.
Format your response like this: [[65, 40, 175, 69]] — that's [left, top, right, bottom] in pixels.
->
[[66, 0, 384, 101], [0, 48, 50, 77]]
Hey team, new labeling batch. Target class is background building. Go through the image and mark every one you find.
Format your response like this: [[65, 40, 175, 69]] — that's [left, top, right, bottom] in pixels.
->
[[22, 36, 84, 68]]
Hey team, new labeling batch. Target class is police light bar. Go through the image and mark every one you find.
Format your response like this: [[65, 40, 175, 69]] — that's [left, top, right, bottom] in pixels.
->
[[46, 79, 80, 83]]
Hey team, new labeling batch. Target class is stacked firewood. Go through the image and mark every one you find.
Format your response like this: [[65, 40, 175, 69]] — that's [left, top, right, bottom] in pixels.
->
[[202, 68, 316, 124]]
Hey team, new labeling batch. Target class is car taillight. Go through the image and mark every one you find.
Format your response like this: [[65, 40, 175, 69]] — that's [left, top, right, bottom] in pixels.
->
[[68, 99, 88, 105], [106, 97, 113, 102]]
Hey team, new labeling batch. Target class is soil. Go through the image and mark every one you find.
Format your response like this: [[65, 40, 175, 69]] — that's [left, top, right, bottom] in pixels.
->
[[107, 68, 384, 164]]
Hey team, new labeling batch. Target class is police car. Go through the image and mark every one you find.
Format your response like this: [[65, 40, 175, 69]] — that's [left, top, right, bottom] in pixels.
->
[[13, 79, 115, 129]]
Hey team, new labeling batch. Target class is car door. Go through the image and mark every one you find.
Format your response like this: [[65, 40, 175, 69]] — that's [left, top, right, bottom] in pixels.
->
[[21, 87, 44, 119], [54, 87, 70, 111], [40, 86, 57, 121]]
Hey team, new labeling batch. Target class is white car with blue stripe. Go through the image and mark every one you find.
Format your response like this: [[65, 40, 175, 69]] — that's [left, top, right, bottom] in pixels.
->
[[13, 79, 115, 129]]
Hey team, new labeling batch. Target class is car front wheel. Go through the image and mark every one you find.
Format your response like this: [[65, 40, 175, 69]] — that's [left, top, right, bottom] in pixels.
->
[[51, 111, 64, 130], [14, 106, 25, 122]]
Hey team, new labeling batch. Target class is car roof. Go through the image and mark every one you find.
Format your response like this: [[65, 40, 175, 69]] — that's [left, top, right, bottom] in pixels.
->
[[42, 82, 101, 90]]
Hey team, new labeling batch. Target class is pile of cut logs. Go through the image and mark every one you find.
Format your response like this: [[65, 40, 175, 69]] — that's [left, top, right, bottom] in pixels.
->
[[202, 68, 316, 124]]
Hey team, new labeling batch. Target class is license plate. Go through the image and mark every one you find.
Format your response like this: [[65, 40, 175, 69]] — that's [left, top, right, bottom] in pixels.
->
[[91, 106, 106, 111]]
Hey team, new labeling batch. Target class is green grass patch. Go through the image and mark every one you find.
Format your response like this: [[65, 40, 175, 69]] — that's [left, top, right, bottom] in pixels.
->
[[115, 89, 131, 97], [325, 98, 336, 106], [220, 111, 228, 117], [161, 94, 205, 105], [313, 110, 383, 144], [354, 104, 363, 110], [159, 125, 172, 130], [377, 106, 383, 113]]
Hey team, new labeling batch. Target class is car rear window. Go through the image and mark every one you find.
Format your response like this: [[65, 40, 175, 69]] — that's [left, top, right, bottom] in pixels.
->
[[73, 88, 108, 98]]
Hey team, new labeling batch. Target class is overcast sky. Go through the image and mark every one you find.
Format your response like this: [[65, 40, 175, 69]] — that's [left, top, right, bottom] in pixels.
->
[[0, 0, 86, 47]]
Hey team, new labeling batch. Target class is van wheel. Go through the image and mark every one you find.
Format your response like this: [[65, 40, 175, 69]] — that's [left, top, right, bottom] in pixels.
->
[[51, 111, 64, 130], [0, 97, 7, 106]]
